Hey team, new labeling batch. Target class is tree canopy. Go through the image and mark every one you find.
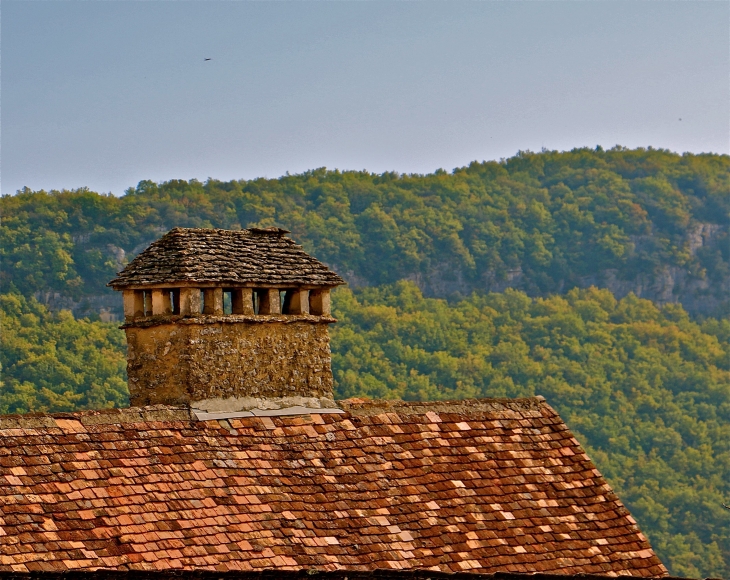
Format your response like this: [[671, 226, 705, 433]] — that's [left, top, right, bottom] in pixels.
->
[[2, 147, 728, 316], [0, 293, 127, 414], [1, 286, 728, 577]]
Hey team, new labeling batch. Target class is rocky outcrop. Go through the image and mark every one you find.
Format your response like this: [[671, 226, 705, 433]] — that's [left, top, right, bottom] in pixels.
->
[[338, 222, 729, 317], [33, 290, 122, 322], [582, 223, 728, 315]]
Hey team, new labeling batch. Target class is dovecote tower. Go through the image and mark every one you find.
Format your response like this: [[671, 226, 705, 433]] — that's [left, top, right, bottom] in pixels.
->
[[108, 227, 345, 413]]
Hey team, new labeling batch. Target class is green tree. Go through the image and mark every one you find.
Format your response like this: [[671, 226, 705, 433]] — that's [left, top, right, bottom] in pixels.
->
[[0, 293, 128, 413], [2, 147, 728, 317]]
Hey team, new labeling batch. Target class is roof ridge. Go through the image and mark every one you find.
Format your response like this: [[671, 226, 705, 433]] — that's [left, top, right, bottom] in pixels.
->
[[340, 396, 551, 417]]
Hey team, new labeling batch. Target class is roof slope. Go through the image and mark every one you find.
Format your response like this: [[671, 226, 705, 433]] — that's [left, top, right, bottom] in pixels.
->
[[0, 398, 666, 576], [0, 573, 688, 580], [108, 228, 345, 288]]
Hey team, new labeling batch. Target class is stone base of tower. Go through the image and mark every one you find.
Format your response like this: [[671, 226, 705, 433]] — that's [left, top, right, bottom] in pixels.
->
[[124, 316, 336, 408]]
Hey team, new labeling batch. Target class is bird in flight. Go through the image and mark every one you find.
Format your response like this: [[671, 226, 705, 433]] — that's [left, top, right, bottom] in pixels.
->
[[204, 58, 211, 61]]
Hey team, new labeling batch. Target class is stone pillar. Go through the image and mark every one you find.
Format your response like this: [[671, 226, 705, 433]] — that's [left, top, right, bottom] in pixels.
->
[[123, 290, 145, 320], [258, 288, 281, 315], [232, 288, 254, 315], [179, 287, 201, 316], [286, 289, 310, 314], [309, 288, 331, 316], [203, 288, 224, 315], [152, 289, 172, 315]]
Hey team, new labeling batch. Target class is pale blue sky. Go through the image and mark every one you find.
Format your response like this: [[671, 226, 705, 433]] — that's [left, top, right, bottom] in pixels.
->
[[2, 1, 728, 196]]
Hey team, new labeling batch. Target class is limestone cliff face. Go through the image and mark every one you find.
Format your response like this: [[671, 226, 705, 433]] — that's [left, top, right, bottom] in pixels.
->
[[583, 224, 728, 315], [33, 242, 133, 322], [341, 222, 729, 317]]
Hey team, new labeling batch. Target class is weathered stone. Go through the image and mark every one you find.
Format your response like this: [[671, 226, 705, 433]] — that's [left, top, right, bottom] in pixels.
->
[[151, 289, 172, 315], [123, 290, 144, 320], [257, 288, 281, 315], [124, 318, 334, 407], [191, 395, 338, 413], [309, 288, 331, 316], [179, 287, 201, 315], [203, 288, 223, 315], [285, 288, 309, 315], [231, 288, 254, 314]]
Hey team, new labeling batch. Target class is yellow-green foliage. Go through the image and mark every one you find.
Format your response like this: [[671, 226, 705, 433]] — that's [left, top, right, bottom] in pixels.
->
[[1, 147, 729, 577], [0, 293, 128, 413], [1, 286, 727, 577]]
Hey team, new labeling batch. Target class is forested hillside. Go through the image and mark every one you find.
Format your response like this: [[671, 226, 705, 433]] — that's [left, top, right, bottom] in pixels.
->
[[1, 147, 730, 577], [2, 147, 728, 319], [0, 293, 127, 412]]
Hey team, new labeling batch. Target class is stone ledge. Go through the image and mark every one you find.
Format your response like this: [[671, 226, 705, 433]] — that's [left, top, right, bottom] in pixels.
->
[[191, 406, 345, 421], [191, 395, 339, 414], [122, 314, 337, 328], [0, 405, 194, 429], [339, 396, 551, 418]]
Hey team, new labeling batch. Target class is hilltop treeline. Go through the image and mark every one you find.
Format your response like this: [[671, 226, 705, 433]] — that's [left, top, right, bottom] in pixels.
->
[[1, 147, 728, 316]]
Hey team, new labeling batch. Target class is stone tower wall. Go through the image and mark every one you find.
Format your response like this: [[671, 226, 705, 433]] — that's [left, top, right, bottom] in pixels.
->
[[125, 317, 335, 409]]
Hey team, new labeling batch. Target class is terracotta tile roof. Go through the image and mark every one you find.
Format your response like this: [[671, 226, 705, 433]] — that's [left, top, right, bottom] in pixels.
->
[[0, 573, 694, 580], [0, 398, 667, 576], [108, 228, 345, 288]]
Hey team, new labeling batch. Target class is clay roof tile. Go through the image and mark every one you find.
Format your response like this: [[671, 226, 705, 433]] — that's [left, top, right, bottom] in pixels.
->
[[0, 398, 667, 576]]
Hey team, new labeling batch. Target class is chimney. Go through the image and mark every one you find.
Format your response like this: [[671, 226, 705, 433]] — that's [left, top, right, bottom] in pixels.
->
[[108, 227, 345, 413]]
